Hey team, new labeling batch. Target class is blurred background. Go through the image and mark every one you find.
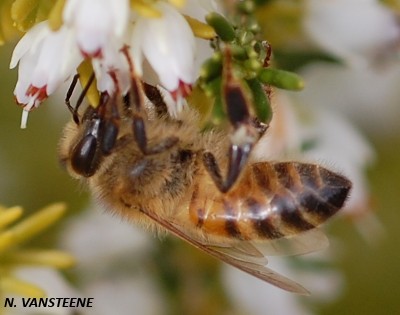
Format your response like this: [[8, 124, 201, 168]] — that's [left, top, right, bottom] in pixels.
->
[[1, 0, 400, 314]]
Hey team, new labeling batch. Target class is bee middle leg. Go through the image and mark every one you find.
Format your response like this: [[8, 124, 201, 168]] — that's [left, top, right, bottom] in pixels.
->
[[132, 114, 179, 155], [121, 46, 178, 155]]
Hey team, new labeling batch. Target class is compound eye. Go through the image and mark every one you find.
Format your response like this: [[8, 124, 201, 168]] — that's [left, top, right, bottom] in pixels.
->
[[71, 134, 100, 177]]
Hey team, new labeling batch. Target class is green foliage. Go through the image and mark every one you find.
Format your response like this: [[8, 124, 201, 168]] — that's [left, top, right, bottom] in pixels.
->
[[198, 0, 304, 129]]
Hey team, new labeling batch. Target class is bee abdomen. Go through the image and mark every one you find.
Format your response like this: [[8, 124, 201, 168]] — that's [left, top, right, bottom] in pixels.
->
[[246, 162, 351, 238], [189, 162, 351, 240], [272, 162, 352, 227]]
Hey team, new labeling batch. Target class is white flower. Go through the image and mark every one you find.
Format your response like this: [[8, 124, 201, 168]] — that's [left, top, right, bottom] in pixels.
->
[[130, 2, 196, 94], [298, 62, 400, 136], [63, 0, 129, 57], [10, 0, 214, 125], [90, 41, 131, 95], [304, 0, 400, 66], [10, 21, 82, 127], [63, 0, 132, 95]]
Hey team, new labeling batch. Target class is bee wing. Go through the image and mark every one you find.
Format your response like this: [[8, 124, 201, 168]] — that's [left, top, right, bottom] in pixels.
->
[[250, 228, 329, 257], [140, 207, 310, 295], [198, 230, 329, 295], [207, 244, 310, 295]]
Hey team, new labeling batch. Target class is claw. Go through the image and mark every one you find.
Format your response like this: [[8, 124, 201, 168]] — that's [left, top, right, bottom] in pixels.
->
[[225, 143, 252, 191], [203, 142, 252, 193]]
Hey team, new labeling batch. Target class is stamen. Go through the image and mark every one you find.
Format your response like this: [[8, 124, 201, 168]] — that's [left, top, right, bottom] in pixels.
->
[[20, 97, 37, 129], [20, 109, 29, 129]]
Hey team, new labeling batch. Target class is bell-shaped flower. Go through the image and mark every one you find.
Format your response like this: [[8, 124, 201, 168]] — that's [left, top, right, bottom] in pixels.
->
[[63, 0, 130, 57], [10, 22, 82, 127], [130, 2, 196, 95], [304, 0, 400, 66]]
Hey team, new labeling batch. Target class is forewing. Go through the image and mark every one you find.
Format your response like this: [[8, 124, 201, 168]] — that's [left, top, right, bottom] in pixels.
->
[[207, 244, 310, 295], [139, 207, 310, 295]]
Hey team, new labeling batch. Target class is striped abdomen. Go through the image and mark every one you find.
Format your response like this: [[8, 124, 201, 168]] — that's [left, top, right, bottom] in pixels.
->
[[189, 162, 352, 240]]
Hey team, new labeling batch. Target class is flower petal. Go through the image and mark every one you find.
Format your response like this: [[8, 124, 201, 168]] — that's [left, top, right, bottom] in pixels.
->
[[133, 3, 195, 91], [304, 0, 400, 65], [63, 0, 129, 56]]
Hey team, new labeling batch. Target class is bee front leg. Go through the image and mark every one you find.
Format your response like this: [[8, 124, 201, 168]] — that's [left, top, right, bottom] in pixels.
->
[[65, 73, 96, 125]]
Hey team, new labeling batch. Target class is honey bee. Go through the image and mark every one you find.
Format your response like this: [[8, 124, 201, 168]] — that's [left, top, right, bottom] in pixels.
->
[[59, 64, 351, 294]]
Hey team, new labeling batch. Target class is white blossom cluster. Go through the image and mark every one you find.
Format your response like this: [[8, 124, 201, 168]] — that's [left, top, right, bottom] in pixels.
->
[[10, 0, 217, 128]]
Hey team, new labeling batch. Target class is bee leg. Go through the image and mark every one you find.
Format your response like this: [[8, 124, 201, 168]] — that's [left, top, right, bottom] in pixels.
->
[[203, 47, 262, 192], [120, 46, 178, 155], [126, 67, 178, 155], [204, 114, 267, 192], [98, 92, 121, 155], [251, 117, 269, 137], [132, 114, 179, 155], [65, 74, 79, 119], [142, 83, 169, 118], [203, 141, 252, 193], [65, 72, 96, 125], [203, 113, 266, 192]]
